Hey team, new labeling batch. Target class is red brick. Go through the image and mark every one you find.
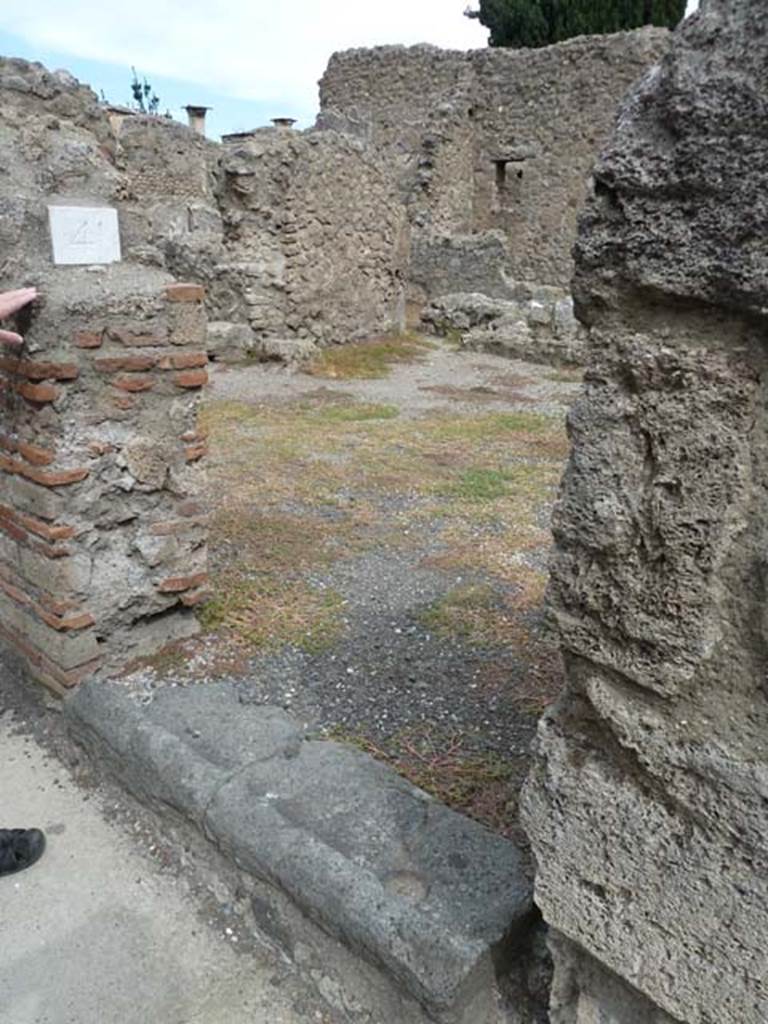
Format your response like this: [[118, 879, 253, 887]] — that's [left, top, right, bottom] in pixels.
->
[[149, 516, 209, 536], [30, 541, 69, 560], [37, 608, 95, 632], [185, 442, 208, 462], [0, 575, 32, 607], [17, 360, 79, 381], [75, 331, 103, 349], [113, 375, 155, 392], [87, 441, 115, 457], [113, 395, 137, 410], [50, 657, 102, 690], [38, 594, 82, 617], [95, 354, 158, 373], [157, 572, 208, 593], [17, 441, 55, 466], [16, 381, 59, 404], [107, 328, 167, 348], [165, 283, 205, 303], [173, 369, 208, 389], [158, 352, 208, 370], [181, 588, 211, 607], [21, 465, 89, 488], [25, 518, 75, 542], [0, 515, 28, 543], [0, 504, 74, 542]]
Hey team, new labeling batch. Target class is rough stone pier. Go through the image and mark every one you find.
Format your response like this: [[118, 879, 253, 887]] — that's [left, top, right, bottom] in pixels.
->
[[522, 1, 768, 1021]]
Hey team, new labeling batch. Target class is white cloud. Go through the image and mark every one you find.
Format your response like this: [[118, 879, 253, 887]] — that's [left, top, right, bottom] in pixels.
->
[[6, 1, 702, 118], [6, 2, 488, 116]]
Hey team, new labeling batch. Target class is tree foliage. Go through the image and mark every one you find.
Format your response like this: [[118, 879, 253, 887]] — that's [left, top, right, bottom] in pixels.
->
[[465, 0, 687, 48]]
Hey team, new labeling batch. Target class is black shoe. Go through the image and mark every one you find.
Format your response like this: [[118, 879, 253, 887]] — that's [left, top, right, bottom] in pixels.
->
[[0, 829, 46, 876]]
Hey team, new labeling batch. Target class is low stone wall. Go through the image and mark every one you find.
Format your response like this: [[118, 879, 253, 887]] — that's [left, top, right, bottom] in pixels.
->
[[409, 231, 515, 303], [0, 271, 208, 692], [423, 288, 585, 366], [522, 2, 768, 1021]]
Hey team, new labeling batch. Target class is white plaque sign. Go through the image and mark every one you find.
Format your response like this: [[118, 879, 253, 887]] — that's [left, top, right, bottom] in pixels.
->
[[48, 206, 121, 266]]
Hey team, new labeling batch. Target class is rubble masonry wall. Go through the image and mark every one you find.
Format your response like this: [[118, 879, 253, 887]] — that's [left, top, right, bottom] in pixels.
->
[[0, 59, 210, 691], [319, 29, 670, 290], [522, 2, 768, 1021]]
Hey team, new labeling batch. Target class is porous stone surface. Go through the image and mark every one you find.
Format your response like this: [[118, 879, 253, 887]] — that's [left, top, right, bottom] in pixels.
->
[[319, 30, 670, 289], [409, 231, 517, 303], [66, 678, 541, 1024], [423, 290, 585, 366], [522, 3, 768, 1022], [206, 320, 257, 363], [252, 336, 319, 365]]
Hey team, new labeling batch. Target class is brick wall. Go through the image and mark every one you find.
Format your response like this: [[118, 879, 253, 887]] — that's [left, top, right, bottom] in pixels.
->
[[0, 271, 208, 693]]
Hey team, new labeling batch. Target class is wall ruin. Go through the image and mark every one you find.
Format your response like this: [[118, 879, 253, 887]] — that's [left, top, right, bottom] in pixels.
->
[[522, 2, 768, 1020], [0, 60, 210, 691], [0, 55, 411, 688], [212, 127, 408, 349], [319, 29, 670, 292]]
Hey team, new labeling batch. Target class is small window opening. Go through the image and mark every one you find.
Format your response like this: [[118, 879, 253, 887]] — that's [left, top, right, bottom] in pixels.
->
[[494, 159, 524, 193]]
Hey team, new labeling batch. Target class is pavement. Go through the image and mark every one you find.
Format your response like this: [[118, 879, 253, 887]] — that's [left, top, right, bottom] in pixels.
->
[[65, 678, 534, 1022], [0, 708, 332, 1024]]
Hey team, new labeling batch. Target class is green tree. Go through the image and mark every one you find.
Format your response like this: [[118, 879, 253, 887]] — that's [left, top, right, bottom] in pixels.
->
[[465, 0, 687, 48]]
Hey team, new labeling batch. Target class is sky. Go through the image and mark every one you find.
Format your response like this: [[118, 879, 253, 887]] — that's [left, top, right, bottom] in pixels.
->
[[1, 1, 701, 141]]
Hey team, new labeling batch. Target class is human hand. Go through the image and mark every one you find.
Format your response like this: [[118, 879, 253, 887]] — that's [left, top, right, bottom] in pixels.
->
[[0, 288, 38, 347]]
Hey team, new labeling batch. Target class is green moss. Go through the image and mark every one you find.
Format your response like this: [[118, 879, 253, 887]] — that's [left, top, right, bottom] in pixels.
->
[[308, 335, 432, 379], [308, 402, 400, 423], [444, 468, 515, 502], [419, 583, 499, 638]]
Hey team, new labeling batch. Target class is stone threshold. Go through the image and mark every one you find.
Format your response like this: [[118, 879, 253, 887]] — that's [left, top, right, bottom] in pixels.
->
[[65, 679, 538, 1024]]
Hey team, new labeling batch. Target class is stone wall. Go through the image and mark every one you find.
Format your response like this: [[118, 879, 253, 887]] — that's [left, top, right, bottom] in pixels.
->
[[213, 127, 408, 348], [0, 59, 210, 691], [319, 30, 670, 290], [423, 286, 585, 367], [522, 2, 768, 1021], [114, 113, 225, 287]]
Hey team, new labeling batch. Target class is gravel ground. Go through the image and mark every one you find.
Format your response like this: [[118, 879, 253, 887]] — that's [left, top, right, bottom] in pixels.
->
[[125, 340, 582, 840], [212, 343, 576, 419]]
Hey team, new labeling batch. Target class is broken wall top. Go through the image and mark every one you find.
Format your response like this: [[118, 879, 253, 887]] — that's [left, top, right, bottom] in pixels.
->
[[574, 0, 768, 316]]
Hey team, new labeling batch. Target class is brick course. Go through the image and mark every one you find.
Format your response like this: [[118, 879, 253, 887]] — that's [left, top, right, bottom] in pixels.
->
[[0, 276, 209, 693]]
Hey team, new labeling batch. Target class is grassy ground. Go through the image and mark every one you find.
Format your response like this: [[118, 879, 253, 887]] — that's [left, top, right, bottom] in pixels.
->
[[141, 339, 575, 839], [197, 396, 566, 656], [306, 335, 433, 379]]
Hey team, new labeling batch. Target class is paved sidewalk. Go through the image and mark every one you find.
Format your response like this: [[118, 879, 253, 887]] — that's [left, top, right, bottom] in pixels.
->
[[0, 710, 330, 1024]]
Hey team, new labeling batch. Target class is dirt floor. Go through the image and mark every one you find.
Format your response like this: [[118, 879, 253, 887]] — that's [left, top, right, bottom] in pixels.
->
[[123, 337, 582, 845]]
